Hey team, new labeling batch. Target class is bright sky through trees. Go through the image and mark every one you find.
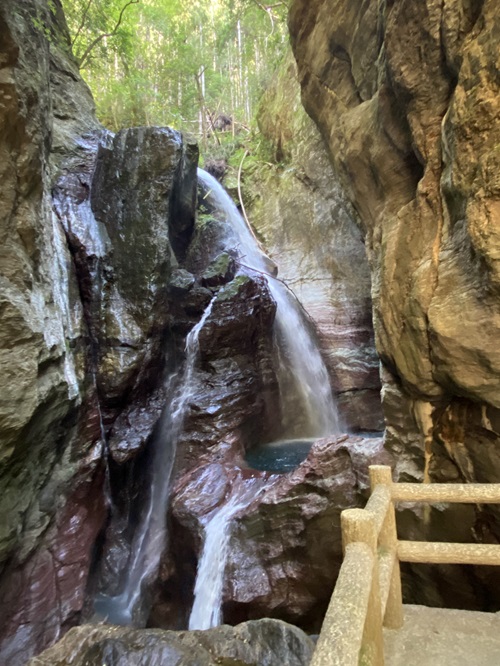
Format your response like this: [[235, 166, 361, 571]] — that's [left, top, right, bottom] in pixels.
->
[[62, 0, 289, 139]]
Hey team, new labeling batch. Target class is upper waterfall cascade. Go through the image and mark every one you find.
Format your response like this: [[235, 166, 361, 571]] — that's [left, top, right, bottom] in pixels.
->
[[197, 168, 340, 439]]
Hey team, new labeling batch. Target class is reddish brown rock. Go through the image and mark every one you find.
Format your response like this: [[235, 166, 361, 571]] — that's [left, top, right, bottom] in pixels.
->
[[163, 434, 386, 631], [0, 452, 106, 665], [174, 273, 280, 475]]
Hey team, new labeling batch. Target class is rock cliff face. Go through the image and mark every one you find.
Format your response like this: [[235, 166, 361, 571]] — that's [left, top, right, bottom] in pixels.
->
[[0, 1, 102, 662], [0, 2, 201, 662], [289, 0, 500, 605], [248, 51, 383, 433]]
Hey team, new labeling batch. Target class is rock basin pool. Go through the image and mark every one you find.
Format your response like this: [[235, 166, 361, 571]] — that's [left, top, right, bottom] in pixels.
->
[[245, 438, 317, 474]]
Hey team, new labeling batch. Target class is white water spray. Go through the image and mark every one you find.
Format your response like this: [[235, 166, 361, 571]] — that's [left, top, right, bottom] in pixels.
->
[[188, 476, 267, 630]]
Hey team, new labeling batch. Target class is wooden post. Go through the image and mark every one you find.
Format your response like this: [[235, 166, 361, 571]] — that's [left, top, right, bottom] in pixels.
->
[[369, 466, 404, 629], [342, 509, 384, 666]]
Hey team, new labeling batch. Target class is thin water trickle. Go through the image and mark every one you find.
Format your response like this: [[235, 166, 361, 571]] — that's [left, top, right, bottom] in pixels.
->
[[198, 168, 340, 438], [92, 296, 217, 625], [49, 213, 80, 400], [188, 475, 267, 630]]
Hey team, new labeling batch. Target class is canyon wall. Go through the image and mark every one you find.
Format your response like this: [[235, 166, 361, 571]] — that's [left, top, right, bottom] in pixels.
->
[[0, 2, 102, 661], [289, 0, 500, 605], [247, 51, 383, 433], [0, 1, 200, 662]]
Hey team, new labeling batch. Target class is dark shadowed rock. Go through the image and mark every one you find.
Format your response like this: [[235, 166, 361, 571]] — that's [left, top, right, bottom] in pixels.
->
[[87, 126, 198, 405]]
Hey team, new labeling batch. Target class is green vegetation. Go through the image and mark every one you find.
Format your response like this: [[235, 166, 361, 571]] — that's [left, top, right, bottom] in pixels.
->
[[61, 0, 290, 148]]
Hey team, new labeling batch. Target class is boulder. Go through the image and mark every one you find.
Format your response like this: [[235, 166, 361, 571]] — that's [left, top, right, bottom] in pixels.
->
[[28, 618, 315, 666]]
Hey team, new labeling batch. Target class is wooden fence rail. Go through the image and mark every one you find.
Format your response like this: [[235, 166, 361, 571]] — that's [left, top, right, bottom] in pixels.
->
[[310, 465, 500, 666]]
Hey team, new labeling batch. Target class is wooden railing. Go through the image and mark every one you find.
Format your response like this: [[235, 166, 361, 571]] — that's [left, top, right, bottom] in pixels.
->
[[310, 465, 500, 666]]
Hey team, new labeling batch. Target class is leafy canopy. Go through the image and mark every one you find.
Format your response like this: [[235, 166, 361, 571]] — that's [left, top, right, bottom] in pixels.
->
[[61, 0, 290, 138]]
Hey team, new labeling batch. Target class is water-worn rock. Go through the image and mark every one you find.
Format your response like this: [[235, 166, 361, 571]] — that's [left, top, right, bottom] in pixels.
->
[[168, 434, 386, 630], [29, 618, 315, 666], [289, 0, 500, 607], [174, 272, 280, 474], [248, 50, 383, 433], [0, 1, 202, 662]]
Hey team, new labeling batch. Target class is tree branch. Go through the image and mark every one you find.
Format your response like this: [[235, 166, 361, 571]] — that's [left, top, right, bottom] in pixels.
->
[[78, 0, 139, 70], [72, 0, 93, 47]]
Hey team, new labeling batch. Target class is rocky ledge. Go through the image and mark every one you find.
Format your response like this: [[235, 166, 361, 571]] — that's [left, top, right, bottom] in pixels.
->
[[28, 618, 315, 666]]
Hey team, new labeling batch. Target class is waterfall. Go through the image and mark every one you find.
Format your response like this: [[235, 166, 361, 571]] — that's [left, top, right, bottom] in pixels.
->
[[188, 476, 267, 630], [197, 168, 340, 438], [186, 171, 340, 632], [92, 296, 217, 625]]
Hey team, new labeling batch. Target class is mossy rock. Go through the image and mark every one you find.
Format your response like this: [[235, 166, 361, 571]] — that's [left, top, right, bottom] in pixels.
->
[[201, 253, 236, 288]]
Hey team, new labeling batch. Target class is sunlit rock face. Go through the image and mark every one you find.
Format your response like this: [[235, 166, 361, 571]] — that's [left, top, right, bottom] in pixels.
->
[[289, 0, 500, 606], [247, 51, 383, 434]]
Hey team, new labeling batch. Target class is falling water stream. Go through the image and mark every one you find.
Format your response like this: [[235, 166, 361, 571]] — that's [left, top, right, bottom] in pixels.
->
[[93, 169, 340, 629], [92, 296, 217, 625], [188, 475, 268, 630], [198, 169, 340, 438], [187, 171, 341, 630]]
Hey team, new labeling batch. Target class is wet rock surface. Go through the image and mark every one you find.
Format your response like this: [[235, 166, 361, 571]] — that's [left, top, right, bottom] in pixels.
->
[[165, 434, 386, 631], [0, 1, 106, 662], [29, 618, 315, 666], [0, 1, 203, 661]]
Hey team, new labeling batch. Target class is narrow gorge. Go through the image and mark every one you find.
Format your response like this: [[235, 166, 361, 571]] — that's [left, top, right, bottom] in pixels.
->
[[1, 0, 499, 664]]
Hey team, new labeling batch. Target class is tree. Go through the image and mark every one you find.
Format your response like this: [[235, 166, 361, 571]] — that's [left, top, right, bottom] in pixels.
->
[[73, 0, 140, 70], [61, 0, 289, 138]]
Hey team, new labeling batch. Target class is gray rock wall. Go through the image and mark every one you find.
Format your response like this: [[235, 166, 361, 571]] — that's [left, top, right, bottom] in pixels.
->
[[247, 52, 383, 433]]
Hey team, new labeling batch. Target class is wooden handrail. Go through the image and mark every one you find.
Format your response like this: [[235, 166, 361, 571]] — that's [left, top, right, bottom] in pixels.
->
[[398, 540, 500, 565], [310, 542, 374, 666], [311, 465, 500, 666], [392, 482, 500, 503], [365, 484, 391, 536], [378, 549, 397, 616]]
